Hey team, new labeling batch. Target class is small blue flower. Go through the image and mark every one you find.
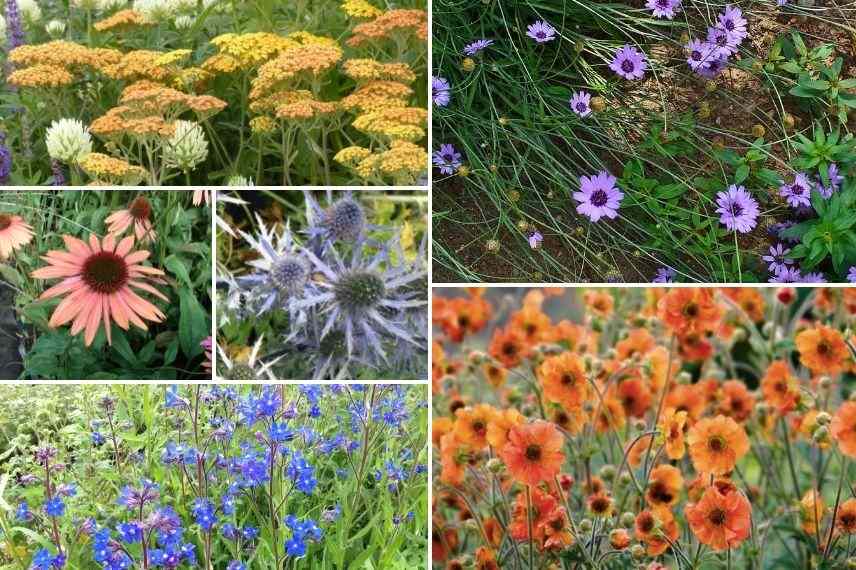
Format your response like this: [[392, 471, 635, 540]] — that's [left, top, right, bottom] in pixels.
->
[[242, 526, 259, 541], [192, 498, 218, 532], [91, 431, 106, 445], [44, 497, 65, 518], [227, 562, 246, 570], [117, 522, 142, 543], [16, 501, 32, 522]]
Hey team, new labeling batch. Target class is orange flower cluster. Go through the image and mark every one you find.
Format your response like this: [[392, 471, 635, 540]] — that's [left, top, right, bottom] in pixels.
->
[[348, 9, 427, 47], [93, 9, 152, 32], [432, 287, 856, 569]]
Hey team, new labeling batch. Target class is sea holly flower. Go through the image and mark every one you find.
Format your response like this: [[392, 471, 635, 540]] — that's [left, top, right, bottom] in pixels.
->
[[714, 185, 759, 233], [432, 143, 462, 175], [463, 39, 493, 56], [304, 192, 369, 244], [526, 20, 556, 43], [569, 91, 592, 117], [646, 0, 681, 19], [779, 172, 813, 208], [761, 243, 793, 274], [0, 212, 33, 259], [609, 45, 647, 80], [30, 233, 168, 346], [573, 171, 624, 222], [431, 76, 451, 107]]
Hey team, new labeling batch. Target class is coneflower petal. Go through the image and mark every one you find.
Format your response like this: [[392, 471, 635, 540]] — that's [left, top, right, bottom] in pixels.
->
[[62, 235, 91, 257], [84, 296, 103, 346], [109, 293, 130, 330], [102, 295, 112, 345], [88, 234, 102, 253], [124, 250, 151, 265], [125, 290, 165, 322], [128, 280, 168, 302], [102, 233, 116, 254], [128, 265, 164, 276], [117, 289, 148, 330], [47, 286, 90, 327], [33, 264, 82, 281], [70, 292, 97, 336], [44, 250, 86, 266], [115, 236, 135, 258]]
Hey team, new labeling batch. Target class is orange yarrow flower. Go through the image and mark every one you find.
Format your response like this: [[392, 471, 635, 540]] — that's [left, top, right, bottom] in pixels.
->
[[31, 234, 167, 346], [686, 414, 750, 475]]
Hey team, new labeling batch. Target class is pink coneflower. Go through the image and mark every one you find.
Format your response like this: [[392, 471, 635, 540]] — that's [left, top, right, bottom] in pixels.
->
[[31, 234, 168, 346], [0, 213, 34, 259], [105, 197, 156, 242], [193, 190, 209, 206]]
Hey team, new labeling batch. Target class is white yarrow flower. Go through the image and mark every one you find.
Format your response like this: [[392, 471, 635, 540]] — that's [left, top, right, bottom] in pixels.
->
[[133, 0, 194, 20], [163, 120, 208, 171], [226, 175, 254, 187], [174, 14, 194, 29], [45, 119, 93, 164]]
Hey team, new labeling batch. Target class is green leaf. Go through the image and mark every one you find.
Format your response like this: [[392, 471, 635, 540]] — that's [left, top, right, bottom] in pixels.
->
[[0, 264, 23, 287], [734, 164, 749, 184], [789, 85, 821, 98], [178, 288, 207, 359], [838, 78, 856, 89], [110, 328, 139, 367], [164, 254, 193, 288]]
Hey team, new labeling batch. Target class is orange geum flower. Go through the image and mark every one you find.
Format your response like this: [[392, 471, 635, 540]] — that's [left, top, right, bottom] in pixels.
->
[[635, 507, 679, 556], [547, 319, 591, 352], [609, 528, 631, 550], [0, 213, 34, 259], [509, 486, 557, 543], [499, 420, 565, 486], [454, 404, 497, 449], [587, 493, 614, 518], [659, 408, 688, 460], [626, 433, 655, 468], [474, 547, 499, 570], [488, 326, 529, 369], [615, 327, 655, 360], [542, 506, 574, 550], [677, 331, 713, 362], [665, 383, 707, 422], [439, 432, 470, 487], [686, 414, 750, 475], [685, 484, 752, 550], [593, 397, 626, 434], [717, 380, 754, 423], [106, 196, 157, 243], [799, 489, 825, 536], [658, 288, 723, 335], [646, 464, 683, 508], [481, 363, 507, 388], [583, 290, 613, 318], [31, 233, 167, 346], [761, 360, 801, 413], [509, 304, 552, 345], [833, 498, 856, 536], [795, 325, 849, 375], [550, 406, 586, 436], [539, 351, 588, 411], [482, 517, 503, 547], [616, 376, 653, 418], [486, 408, 524, 449], [830, 401, 856, 458]]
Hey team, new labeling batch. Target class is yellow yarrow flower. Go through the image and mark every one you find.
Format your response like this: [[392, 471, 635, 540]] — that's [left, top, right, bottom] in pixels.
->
[[78, 152, 146, 184], [342, 58, 415, 83], [341, 0, 382, 18]]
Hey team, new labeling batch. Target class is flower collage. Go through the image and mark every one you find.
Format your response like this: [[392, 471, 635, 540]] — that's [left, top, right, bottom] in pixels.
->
[[2, 1, 856, 569]]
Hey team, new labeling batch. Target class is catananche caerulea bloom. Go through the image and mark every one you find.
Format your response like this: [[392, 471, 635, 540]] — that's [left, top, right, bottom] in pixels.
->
[[715, 185, 759, 233], [526, 20, 556, 43], [609, 45, 647, 80], [848, 266, 856, 283], [653, 266, 677, 283], [779, 172, 813, 208], [464, 39, 493, 56], [646, 0, 681, 19], [432, 143, 462, 175], [574, 171, 624, 222], [432, 76, 451, 107], [570, 91, 592, 117]]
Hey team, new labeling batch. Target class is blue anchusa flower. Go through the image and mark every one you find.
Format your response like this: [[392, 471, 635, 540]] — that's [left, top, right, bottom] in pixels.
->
[[116, 480, 160, 510], [56, 484, 76, 498], [322, 504, 342, 523], [192, 499, 218, 532], [93, 528, 133, 570], [242, 526, 259, 541], [287, 452, 317, 494], [237, 453, 270, 488], [227, 563, 246, 570], [44, 497, 65, 518], [284, 515, 323, 558], [117, 522, 142, 544], [30, 547, 65, 570], [269, 422, 295, 443], [164, 385, 189, 409], [16, 501, 33, 522], [91, 431, 106, 446]]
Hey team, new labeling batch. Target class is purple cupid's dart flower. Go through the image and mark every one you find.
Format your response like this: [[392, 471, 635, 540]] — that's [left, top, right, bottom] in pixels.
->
[[848, 266, 856, 283], [526, 20, 556, 43], [706, 27, 740, 59], [685, 39, 714, 72], [717, 5, 748, 43], [779, 172, 813, 208], [715, 185, 759, 233], [646, 0, 682, 19], [464, 39, 493, 56], [432, 76, 451, 107], [432, 144, 462, 175], [610, 45, 647, 80], [570, 91, 592, 117], [574, 171, 624, 222], [761, 243, 793, 274], [528, 231, 543, 249], [653, 266, 677, 283]]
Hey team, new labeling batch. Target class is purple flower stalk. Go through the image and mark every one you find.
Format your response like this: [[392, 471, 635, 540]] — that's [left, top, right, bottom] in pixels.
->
[[609, 45, 647, 80], [779, 173, 812, 208], [5, 0, 25, 51], [715, 184, 759, 233], [646, 0, 682, 19], [463, 39, 493, 56], [574, 171, 624, 222], [432, 144, 462, 175], [432, 76, 451, 107], [51, 160, 65, 186], [526, 20, 556, 43], [761, 243, 793, 274], [652, 266, 677, 283], [527, 231, 543, 249], [570, 91, 592, 117], [0, 133, 10, 184]]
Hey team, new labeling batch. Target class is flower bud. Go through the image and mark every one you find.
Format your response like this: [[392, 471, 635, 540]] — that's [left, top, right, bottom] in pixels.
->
[[498, 117, 510, 126], [751, 124, 766, 138], [468, 351, 487, 365], [783, 113, 796, 130], [462, 58, 475, 72], [485, 239, 500, 253], [620, 512, 636, 527], [590, 97, 606, 112], [610, 528, 631, 550], [816, 411, 832, 425], [464, 518, 479, 532], [630, 544, 646, 560], [812, 425, 830, 444], [818, 376, 832, 390], [579, 519, 593, 532], [599, 465, 616, 481], [618, 472, 632, 486], [457, 165, 470, 177]]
